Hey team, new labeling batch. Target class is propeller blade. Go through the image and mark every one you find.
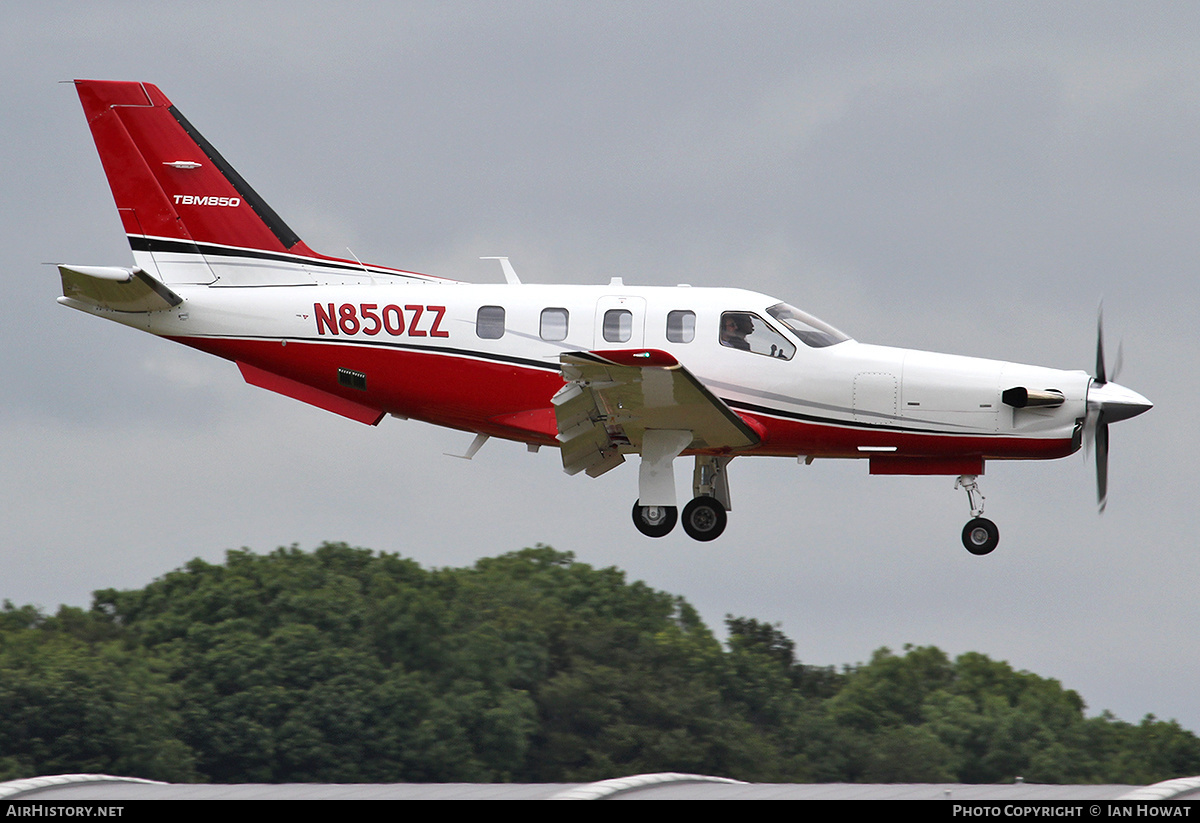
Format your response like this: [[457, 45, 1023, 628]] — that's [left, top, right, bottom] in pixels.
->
[[1084, 305, 1150, 513], [1096, 416, 1109, 513]]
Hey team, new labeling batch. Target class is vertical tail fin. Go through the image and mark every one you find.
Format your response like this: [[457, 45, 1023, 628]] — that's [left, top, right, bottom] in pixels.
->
[[75, 80, 320, 284]]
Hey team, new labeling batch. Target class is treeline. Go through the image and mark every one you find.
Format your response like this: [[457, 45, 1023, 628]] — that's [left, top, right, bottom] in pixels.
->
[[1, 544, 1196, 784]]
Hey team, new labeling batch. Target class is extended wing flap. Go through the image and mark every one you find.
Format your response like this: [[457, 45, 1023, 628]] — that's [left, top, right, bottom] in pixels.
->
[[57, 265, 182, 312], [553, 349, 759, 477]]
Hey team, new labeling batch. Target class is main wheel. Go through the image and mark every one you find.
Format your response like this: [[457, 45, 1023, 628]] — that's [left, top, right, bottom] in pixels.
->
[[681, 496, 727, 542], [962, 517, 999, 555], [632, 500, 677, 537]]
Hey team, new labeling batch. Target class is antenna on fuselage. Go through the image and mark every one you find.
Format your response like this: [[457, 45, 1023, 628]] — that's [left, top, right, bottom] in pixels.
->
[[346, 248, 377, 285], [480, 256, 521, 284]]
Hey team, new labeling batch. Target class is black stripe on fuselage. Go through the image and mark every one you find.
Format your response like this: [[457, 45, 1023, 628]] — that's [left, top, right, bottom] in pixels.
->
[[126, 236, 432, 280], [187, 332, 990, 438], [185, 332, 560, 374], [725, 398, 1007, 438]]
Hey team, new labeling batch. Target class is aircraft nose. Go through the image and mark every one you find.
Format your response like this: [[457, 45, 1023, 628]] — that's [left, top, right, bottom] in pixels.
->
[[1088, 380, 1153, 423]]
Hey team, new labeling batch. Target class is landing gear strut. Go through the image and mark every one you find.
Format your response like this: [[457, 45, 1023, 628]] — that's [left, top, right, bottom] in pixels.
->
[[683, 455, 732, 541], [955, 474, 999, 555]]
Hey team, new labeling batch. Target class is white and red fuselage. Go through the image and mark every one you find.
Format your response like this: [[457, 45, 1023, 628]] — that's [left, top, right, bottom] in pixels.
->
[[59, 80, 1150, 548], [83, 267, 1087, 470]]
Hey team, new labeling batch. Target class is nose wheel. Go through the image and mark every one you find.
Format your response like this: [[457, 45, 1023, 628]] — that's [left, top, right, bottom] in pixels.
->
[[955, 475, 999, 555], [962, 517, 999, 555]]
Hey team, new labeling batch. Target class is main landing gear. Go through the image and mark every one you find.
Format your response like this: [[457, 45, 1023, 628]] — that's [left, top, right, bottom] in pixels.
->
[[632, 501, 677, 538], [956, 474, 999, 555], [633, 493, 729, 541], [632, 447, 732, 541], [681, 496, 726, 541]]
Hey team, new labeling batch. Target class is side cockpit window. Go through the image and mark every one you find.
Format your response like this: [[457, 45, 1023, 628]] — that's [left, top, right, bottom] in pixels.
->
[[720, 311, 795, 360], [666, 310, 695, 343], [476, 305, 505, 339]]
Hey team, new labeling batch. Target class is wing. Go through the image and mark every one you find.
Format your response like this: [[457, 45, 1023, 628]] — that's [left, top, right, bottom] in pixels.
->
[[553, 349, 760, 477]]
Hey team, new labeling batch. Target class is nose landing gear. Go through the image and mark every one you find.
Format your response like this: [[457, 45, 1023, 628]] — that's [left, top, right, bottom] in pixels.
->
[[956, 474, 999, 555]]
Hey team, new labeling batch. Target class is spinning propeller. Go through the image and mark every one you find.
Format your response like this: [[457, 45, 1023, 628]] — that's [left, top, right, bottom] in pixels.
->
[[1085, 308, 1152, 512]]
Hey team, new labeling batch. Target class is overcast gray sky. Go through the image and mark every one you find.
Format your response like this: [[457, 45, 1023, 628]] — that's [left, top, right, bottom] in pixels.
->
[[4, 2, 1198, 737]]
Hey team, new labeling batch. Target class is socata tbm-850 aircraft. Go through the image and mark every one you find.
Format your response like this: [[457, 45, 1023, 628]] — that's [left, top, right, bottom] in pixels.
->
[[59, 80, 1152, 553]]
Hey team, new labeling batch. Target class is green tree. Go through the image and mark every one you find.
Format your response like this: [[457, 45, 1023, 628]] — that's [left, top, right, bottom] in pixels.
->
[[4, 548, 1200, 785]]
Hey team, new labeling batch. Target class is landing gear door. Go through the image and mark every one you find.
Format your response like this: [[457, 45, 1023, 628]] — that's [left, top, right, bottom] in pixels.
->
[[594, 295, 647, 349]]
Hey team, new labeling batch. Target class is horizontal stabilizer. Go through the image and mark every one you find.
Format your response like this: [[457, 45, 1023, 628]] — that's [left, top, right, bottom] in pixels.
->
[[57, 264, 182, 312]]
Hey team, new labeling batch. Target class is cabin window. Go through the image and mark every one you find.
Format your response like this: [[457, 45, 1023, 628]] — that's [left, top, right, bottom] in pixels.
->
[[720, 311, 796, 360], [540, 307, 569, 341], [666, 310, 695, 343], [476, 305, 505, 339], [603, 309, 633, 343]]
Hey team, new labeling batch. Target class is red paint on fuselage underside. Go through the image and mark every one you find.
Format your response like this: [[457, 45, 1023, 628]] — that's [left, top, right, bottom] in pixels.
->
[[167, 335, 1076, 463], [168, 335, 565, 443], [740, 413, 1077, 462]]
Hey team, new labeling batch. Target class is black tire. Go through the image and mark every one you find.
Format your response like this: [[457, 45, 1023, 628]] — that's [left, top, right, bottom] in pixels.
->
[[632, 500, 677, 538], [962, 517, 1000, 555], [681, 496, 727, 542]]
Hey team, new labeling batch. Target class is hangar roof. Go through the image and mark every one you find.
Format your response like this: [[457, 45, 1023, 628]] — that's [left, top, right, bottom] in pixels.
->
[[4, 772, 1200, 801]]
